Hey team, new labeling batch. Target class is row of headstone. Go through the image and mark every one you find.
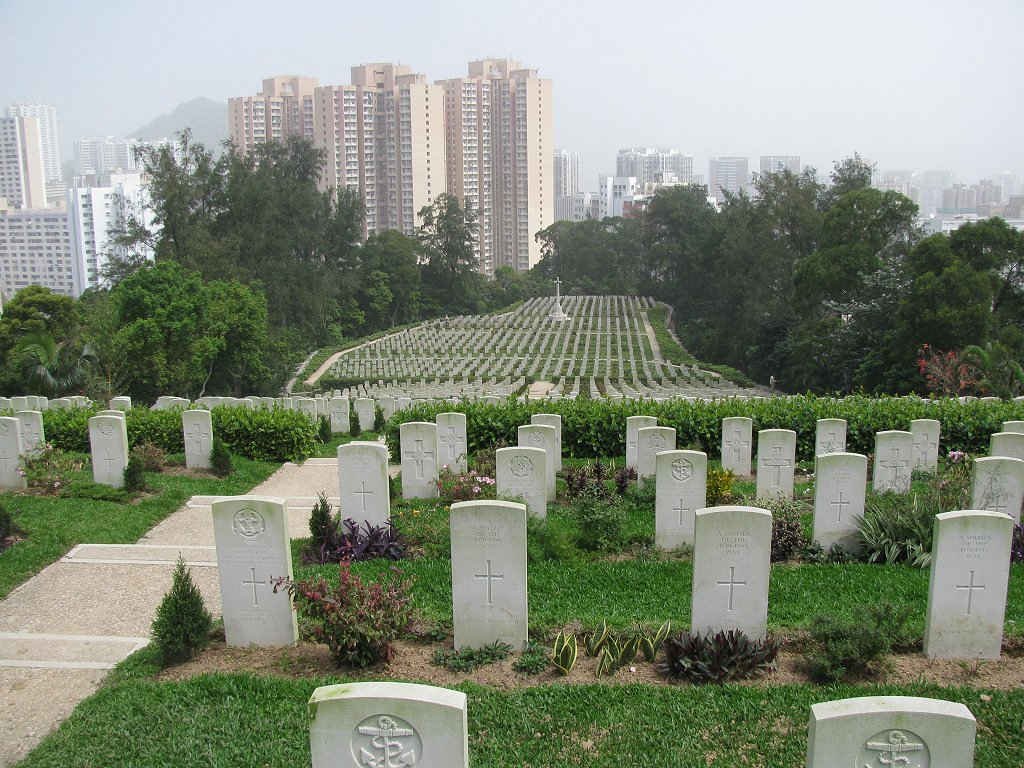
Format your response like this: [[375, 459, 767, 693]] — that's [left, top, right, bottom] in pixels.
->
[[306, 684, 977, 768]]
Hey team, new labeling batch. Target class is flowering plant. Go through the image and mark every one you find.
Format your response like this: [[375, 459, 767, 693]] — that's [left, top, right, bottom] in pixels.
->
[[437, 467, 496, 501]]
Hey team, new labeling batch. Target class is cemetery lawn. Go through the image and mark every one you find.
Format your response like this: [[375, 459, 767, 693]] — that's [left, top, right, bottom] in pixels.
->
[[0, 454, 278, 599], [16, 671, 1024, 767]]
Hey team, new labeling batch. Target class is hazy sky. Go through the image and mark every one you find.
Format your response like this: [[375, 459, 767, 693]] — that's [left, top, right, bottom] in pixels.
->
[[4, 0, 1022, 187]]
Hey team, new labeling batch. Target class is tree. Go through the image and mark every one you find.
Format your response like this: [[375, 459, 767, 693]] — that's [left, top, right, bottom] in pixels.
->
[[417, 194, 484, 315]]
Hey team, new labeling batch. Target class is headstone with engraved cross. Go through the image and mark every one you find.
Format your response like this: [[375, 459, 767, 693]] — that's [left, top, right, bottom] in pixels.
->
[[517, 424, 557, 501], [450, 500, 528, 650], [308, 682, 468, 768], [496, 446, 547, 519], [400, 422, 439, 499], [636, 426, 676, 485], [88, 414, 129, 488], [756, 429, 797, 500], [970, 456, 1024, 524], [990, 431, 1024, 460], [531, 413, 562, 471], [15, 410, 44, 454], [873, 431, 914, 494], [721, 417, 753, 478], [910, 419, 941, 472], [0, 417, 25, 489], [815, 418, 847, 457], [924, 509, 1014, 659], [813, 452, 867, 553], [655, 450, 707, 550], [807, 696, 977, 768], [182, 409, 214, 470], [211, 496, 298, 647], [625, 415, 657, 471], [435, 412, 468, 474], [337, 441, 390, 527], [691, 505, 772, 642]]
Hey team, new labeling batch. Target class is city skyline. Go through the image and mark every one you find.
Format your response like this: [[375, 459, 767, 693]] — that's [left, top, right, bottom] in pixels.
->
[[2, 0, 1021, 186]]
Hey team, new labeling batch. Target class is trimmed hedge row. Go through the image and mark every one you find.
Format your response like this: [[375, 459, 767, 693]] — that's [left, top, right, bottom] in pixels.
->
[[40, 406, 318, 462], [385, 395, 1024, 462]]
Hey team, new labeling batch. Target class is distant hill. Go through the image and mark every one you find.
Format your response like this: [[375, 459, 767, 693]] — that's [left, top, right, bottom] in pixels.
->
[[129, 97, 227, 153]]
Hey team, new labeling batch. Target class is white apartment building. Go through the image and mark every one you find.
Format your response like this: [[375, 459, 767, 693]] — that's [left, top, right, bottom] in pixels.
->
[[553, 149, 582, 222], [0, 203, 73, 298], [0, 116, 48, 209], [7, 104, 63, 202], [617, 148, 693, 188], [759, 155, 801, 176], [67, 172, 156, 296], [73, 136, 179, 176], [314, 64, 445, 238], [708, 156, 750, 202]]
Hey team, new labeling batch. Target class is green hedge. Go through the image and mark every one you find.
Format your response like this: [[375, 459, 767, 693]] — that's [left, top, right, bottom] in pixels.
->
[[384, 395, 1024, 462], [41, 406, 318, 462]]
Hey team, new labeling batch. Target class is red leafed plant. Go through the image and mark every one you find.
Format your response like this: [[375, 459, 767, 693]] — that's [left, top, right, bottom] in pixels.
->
[[274, 563, 413, 668], [916, 345, 977, 396]]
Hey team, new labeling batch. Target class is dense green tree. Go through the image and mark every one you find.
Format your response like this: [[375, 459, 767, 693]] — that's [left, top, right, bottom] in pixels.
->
[[417, 194, 485, 315]]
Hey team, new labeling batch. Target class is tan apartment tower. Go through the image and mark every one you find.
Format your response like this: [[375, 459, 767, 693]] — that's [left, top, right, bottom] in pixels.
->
[[228, 76, 319, 155], [315, 63, 445, 237], [0, 116, 48, 209], [440, 59, 553, 274]]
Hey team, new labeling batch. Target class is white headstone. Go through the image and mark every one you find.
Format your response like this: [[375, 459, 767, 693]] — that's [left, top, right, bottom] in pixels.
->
[[308, 682, 468, 768], [435, 412, 468, 474], [400, 422, 439, 499], [756, 429, 797, 500], [15, 410, 44, 454], [807, 696, 976, 768], [329, 396, 351, 435], [691, 505, 772, 641], [338, 442, 390, 527], [211, 496, 298, 647], [0, 417, 25, 489], [109, 396, 132, 411], [450, 500, 528, 650], [990, 431, 1024, 460], [96, 409, 126, 420], [1001, 420, 1024, 434], [10, 396, 28, 411], [815, 418, 846, 456], [517, 424, 557, 501], [530, 413, 562, 471], [910, 418, 941, 472], [625, 415, 657, 471], [655, 450, 707, 550], [0, 397, 12, 411], [971, 456, 1024, 524], [924, 509, 1014, 659], [88, 415, 129, 488], [636, 426, 676, 484], [296, 397, 319, 421], [873, 431, 914, 494], [182, 409, 213, 470], [721, 417, 753, 477], [496, 446, 547, 519], [49, 398, 71, 410], [355, 398, 375, 433], [813, 453, 867, 553], [379, 396, 397, 421]]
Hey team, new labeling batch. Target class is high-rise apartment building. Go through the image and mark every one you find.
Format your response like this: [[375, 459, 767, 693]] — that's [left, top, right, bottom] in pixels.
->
[[617, 148, 693, 188], [314, 63, 445, 237], [0, 116, 48, 209], [759, 155, 801, 176], [73, 136, 181, 176], [708, 156, 749, 202], [441, 59, 553, 273], [67, 172, 156, 296], [0, 202, 73, 298], [553, 149, 582, 221], [228, 76, 319, 155], [7, 104, 63, 197]]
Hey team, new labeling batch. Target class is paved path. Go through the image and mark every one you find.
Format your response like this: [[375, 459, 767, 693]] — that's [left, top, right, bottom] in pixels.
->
[[0, 458, 352, 767]]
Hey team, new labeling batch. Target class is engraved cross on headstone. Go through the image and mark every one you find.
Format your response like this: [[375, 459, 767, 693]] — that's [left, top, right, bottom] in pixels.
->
[[913, 433, 938, 464], [439, 425, 462, 462], [981, 473, 1009, 515], [717, 565, 746, 611], [820, 431, 839, 453], [725, 429, 749, 463], [762, 445, 791, 487], [474, 559, 504, 606], [673, 499, 690, 526], [354, 481, 374, 514], [831, 488, 851, 522], [404, 439, 434, 480], [186, 423, 209, 453], [880, 447, 909, 485], [242, 567, 267, 607], [955, 569, 986, 616]]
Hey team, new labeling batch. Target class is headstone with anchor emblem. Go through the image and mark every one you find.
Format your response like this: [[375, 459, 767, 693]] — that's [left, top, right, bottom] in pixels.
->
[[495, 446, 546, 519], [309, 682, 468, 768], [211, 496, 298, 647], [655, 449, 707, 550], [88, 414, 129, 488], [813, 452, 867, 554], [806, 696, 976, 768], [517, 424, 557, 501]]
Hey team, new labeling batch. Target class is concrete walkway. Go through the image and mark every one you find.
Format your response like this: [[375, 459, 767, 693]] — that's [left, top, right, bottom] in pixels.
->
[[0, 458, 349, 767]]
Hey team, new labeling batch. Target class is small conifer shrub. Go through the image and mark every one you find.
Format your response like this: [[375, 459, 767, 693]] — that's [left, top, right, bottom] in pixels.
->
[[210, 438, 233, 477], [318, 415, 332, 444], [151, 557, 213, 666], [123, 454, 147, 492]]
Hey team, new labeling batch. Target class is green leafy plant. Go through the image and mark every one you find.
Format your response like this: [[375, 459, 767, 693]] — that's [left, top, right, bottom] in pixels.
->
[[276, 562, 413, 668], [706, 467, 736, 505], [574, 496, 627, 552], [635, 620, 672, 662], [858, 493, 935, 567], [131, 442, 166, 473], [123, 453, 147, 492], [551, 631, 578, 675], [0, 504, 14, 542], [308, 491, 333, 551], [59, 479, 131, 502], [317, 415, 332, 444], [583, 619, 610, 657], [660, 629, 780, 684], [432, 640, 512, 672], [804, 602, 912, 683], [150, 557, 213, 666], [210, 438, 233, 478], [766, 498, 810, 562], [437, 467, 497, 501], [513, 641, 550, 675], [20, 444, 83, 493], [526, 517, 579, 563]]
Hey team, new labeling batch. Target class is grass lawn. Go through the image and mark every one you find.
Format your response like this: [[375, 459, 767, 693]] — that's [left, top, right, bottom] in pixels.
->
[[0, 453, 279, 599]]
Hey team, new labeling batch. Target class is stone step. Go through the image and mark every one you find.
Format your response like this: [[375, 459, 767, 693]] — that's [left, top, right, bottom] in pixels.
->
[[62, 544, 217, 567], [0, 632, 149, 670]]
